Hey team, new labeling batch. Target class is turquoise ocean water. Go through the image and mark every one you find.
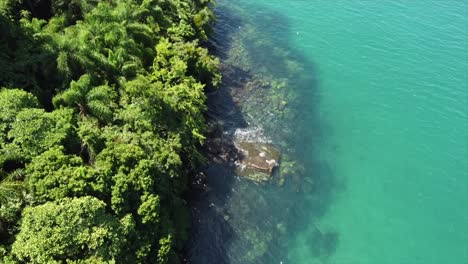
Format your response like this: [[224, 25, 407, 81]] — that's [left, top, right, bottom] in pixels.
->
[[281, 1, 468, 263], [187, 1, 468, 263]]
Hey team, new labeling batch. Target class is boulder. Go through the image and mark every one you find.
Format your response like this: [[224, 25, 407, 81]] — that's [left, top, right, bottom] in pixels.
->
[[234, 141, 280, 182]]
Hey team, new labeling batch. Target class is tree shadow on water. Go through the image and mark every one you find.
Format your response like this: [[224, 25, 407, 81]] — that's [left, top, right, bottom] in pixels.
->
[[184, 1, 344, 263], [183, 64, 253, 264]]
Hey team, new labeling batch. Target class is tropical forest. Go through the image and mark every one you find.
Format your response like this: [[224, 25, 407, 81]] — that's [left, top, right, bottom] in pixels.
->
[[0, 0, 220, 263]]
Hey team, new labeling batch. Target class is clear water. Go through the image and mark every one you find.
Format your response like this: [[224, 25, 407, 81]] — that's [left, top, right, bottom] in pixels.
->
[[187, 1, 468, 263]]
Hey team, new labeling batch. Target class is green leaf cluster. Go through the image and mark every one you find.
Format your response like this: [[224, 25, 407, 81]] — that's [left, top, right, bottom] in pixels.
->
[[0, 0, 220, 263]]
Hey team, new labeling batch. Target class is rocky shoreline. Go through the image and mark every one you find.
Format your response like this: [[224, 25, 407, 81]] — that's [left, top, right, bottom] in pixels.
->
[[185, 59, 302, 262], [184, 2, 312, 262]]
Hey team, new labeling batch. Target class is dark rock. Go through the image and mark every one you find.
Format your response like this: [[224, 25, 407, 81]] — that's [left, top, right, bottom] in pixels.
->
[[234, 141, 280, 182]]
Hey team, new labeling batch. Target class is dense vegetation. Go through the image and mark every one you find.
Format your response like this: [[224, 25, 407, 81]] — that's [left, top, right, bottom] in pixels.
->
[[0, 0, 220, 262]]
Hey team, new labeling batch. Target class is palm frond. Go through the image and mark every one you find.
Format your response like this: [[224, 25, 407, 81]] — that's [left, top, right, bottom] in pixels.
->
[[87, 85, 114, 101], [0, 181, 23, 204], [87, 100, 113, 122]]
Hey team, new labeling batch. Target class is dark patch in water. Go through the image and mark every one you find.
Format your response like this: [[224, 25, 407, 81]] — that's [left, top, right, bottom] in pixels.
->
[[184, 2, 343, 263]]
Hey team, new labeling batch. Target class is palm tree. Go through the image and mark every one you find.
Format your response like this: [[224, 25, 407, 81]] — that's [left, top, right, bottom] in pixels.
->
[[53, 74, 116, 123], [0, 181, 22, 205]]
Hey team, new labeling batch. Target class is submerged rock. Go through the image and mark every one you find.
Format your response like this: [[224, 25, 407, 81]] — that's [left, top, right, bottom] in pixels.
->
[[234, 141, 280, 182], [243, 228, 273, 262]]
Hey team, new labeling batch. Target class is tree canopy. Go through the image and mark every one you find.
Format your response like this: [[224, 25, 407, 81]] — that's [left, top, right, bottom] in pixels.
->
[[0, 0, 220, 263]]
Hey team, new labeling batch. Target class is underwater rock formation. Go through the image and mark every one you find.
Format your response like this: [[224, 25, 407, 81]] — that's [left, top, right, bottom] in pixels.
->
[[234, 141, 280, 182]]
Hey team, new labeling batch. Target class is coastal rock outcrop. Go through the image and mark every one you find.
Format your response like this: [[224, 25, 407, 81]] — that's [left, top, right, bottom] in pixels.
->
[[234, 141, 280, 182]]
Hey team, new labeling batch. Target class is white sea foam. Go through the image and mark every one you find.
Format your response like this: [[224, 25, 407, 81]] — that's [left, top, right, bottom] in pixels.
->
[[233, 127, 272, 143]]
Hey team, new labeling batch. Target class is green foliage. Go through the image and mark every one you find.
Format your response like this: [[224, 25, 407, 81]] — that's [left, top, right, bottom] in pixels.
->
[[11, 196, 129, 263], [192, 7, 215, 39], [50, 0, 99, 25], [0, 180, 24, 244], [0, 89, 72, 168], [76, 117, 104, 163], [4, 107, 73, 160], [53, 74, 117, 122], [157, 234, 174, 264], [153, 38, 221, 88], [138, 194, 161, 224], [0, 88, 38, 145], [0, 0, 220, 262], [26, 147, 94, 203]]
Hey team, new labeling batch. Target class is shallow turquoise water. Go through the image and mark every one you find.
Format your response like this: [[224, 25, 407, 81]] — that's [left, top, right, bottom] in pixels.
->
[[281, 1, 468, 263], [187, 1, 468, 263]]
